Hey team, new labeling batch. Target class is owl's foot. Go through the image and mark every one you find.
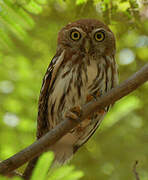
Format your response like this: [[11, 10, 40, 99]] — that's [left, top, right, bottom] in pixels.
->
[[96, 90, 102, 97], [86, 91, 106, 115], [86, 94, 94, 102], [86, 90, 102, 103], [96, 109, 106, 115], [65, 106, 82, 120], [95, 90, 106, 114]]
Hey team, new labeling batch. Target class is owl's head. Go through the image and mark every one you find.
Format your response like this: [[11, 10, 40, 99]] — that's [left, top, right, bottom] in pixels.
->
[[57, 19, 115, 56]]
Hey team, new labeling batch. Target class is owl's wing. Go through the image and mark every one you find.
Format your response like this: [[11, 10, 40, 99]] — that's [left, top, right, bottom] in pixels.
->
[[37, 55, 58, 139], [23, 53, 63, 179], [36, 50, 65, 139]]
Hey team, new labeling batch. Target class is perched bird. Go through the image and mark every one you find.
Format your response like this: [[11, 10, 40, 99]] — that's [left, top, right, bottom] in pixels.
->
[[23, 18, 118, 178]]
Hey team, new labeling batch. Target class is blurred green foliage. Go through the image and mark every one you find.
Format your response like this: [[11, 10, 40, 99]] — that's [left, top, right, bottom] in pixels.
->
[[0, 152, 83, 180], [0, 0, 148, 179]]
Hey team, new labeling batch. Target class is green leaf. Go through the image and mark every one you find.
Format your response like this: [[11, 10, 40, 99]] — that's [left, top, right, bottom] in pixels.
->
[[0, 175, 10, 180], [24, 0, 43, 14], [62, 170, 84, 180], [48, 166, 75, 180], [1, 2, 31, 30], [0, 11, 28, 40], [0, 29, 13, 51], [17, 8, 35, 29], [118, 1, 130, 11], [12, 176, 23, 180], [48, 165, 84, 180], [35, 0, 47, 5], [76, 0, 87, 5], [31, 152, 54, 180]]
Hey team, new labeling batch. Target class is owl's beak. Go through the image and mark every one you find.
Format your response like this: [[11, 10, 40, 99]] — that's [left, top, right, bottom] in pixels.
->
[[84, 39, 90, 53]]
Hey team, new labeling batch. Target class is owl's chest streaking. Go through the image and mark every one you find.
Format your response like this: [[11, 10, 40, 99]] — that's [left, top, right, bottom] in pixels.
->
[[48, 52, 116, 128]]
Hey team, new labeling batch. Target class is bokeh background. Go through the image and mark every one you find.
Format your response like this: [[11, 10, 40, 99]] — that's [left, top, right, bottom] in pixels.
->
[[0, 0, 148, 179]]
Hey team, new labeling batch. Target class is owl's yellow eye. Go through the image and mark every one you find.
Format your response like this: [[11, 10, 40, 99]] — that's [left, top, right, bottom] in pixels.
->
[[94, 30, 105, 42], [70, 30, 81, 41]]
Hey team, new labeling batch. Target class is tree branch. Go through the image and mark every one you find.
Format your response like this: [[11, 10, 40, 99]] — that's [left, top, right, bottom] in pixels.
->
[[0, 63, 148, 175], [133, 161, 140, 180]]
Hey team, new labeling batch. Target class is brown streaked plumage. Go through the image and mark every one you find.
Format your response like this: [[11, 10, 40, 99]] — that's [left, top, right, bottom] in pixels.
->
[[26, 19, 118, 172]]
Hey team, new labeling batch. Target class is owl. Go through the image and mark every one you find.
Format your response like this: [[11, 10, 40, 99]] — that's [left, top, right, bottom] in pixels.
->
[[24, 19, 118, 177]]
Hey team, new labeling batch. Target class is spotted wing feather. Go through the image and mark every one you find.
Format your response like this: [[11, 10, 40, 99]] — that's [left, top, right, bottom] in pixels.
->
[[37, 55, 59, 139]]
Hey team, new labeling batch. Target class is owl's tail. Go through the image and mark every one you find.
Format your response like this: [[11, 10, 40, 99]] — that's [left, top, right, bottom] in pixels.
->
[[23, 134, 75, 179]]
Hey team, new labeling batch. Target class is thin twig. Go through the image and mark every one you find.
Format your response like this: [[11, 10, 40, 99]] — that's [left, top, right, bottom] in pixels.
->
[[133, 161, 140, 180], [0, 63, 148, 175]]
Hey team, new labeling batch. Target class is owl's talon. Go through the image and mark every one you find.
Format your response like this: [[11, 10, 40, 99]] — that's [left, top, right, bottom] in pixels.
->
[[96, 90, 102, 97], [86, 94, 94, 102], [65, 111, 78, 120], [71, 106, 81, 116], [65, 106, 82, 121], [86, 91, 103, 103], [96, 109, 106, 115], [86, 91, 106, 117]]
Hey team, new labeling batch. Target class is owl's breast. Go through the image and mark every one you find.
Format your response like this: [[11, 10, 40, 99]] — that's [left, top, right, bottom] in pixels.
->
[[48, 56, 107, 124], [65, 57, 103, 105]]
